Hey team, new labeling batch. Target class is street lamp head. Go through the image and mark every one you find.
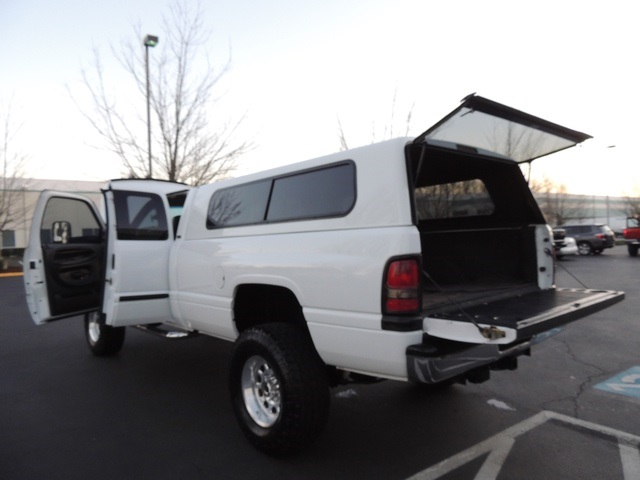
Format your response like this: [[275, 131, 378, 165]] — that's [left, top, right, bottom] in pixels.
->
[[144, 35, 159, 47]]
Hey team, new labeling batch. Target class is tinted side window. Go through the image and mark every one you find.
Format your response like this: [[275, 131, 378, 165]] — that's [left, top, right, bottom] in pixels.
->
[[208, 180, 271, 227], [41, 197, 102, 245], [113, 191, 168, 240], [267, 163, 355, 222], [207, 163, 356, 228]]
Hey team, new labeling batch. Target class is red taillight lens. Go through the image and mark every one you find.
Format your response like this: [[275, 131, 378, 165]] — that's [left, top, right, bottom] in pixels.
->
[[387, 260, 419, 288], [384, 259, 420, 314], [595, 233, 605, 239]]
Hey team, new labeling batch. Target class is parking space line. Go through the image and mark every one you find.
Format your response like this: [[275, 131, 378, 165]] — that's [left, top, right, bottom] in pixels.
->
[[620, 442, 640, 480], [405, 411, 640, 480], [474, 436, 515, 480]]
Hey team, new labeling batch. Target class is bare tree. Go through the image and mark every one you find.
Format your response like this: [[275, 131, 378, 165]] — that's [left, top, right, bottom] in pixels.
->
[[76, 1, 252, 185], [415, 180, 489, 220], [336, 117, 349, 152], [337, 88, 415, 151], [486, 122, 546, 162], [530, 176, 586, 226], [0, 101, 27, 264], [623, 186, 640, 217]]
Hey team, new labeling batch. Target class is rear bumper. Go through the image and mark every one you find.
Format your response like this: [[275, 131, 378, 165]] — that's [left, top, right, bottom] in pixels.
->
[[406, 337, 533, 384], [408, 287, 624, 384]]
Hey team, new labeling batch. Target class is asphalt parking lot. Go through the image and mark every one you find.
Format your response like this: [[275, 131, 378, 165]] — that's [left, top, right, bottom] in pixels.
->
[[1, 247, 639, 479]]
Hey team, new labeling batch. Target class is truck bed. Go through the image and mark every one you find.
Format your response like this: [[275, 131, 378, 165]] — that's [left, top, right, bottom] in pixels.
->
[[423, 280, 534, 313]]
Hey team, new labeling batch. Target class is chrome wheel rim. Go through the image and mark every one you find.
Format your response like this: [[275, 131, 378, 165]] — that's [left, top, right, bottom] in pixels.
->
[[241, 355, 281, 428], [87, 313, 101, 344]]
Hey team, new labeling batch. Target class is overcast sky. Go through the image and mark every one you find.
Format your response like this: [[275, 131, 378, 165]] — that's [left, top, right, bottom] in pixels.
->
[[1, 0, 638, 195]]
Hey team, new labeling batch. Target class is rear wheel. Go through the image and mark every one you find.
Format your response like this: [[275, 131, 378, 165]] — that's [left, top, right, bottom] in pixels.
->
[[229, 323, 330, 456], [84, 311, 125, 356], [628, 244, 639, 257], [577, 241, 592, 255]]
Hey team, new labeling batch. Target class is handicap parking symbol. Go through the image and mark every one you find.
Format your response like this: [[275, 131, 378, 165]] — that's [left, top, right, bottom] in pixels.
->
[[595, 366, 640, 399]]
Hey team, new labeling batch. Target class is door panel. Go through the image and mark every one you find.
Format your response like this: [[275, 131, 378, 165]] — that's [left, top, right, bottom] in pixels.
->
[[102, 189, 175, 327], [42, 243, 103, 317], [24, 192, 105, 325]]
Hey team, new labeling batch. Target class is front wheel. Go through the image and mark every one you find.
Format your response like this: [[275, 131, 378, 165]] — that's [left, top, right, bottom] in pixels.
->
[[229, 323, 330, 456], [84, 312, 125, 356]]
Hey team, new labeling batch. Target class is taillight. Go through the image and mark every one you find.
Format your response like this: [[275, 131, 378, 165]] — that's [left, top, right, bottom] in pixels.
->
[[595, 233, 605, 239], [383, 258, 421, 314]]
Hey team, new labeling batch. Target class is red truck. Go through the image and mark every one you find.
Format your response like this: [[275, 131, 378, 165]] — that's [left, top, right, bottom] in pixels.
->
[[623, 217, 640, 256]]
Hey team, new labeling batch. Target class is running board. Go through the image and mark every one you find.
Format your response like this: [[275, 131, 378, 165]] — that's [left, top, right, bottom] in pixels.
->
[[134, 324, 199, 339]]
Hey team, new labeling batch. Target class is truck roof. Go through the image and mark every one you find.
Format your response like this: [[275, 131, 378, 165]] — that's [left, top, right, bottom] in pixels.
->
[[106, 179, 189, 195]]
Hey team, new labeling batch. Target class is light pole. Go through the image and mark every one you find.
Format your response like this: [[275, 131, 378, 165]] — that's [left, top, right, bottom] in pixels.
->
[[144, 34, 159, 178], [605, 145, 615, 226]]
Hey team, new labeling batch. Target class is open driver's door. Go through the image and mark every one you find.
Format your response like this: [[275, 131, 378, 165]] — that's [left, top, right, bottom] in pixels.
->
[[23, 191, 105, 325]]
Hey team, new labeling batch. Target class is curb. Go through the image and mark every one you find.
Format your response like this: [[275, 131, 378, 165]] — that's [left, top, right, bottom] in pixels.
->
[[0, 272, 23, 278]]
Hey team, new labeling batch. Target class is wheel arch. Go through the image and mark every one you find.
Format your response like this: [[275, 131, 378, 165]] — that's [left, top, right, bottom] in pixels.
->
[[233, 283, 308, 334]]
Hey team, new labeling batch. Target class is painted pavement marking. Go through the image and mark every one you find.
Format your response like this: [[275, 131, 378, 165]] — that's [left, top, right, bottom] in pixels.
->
[[620, 442, 640, 480], [405, 411, 640, 480], [595, 366, 640, 399], [0, 272, 23, 278]]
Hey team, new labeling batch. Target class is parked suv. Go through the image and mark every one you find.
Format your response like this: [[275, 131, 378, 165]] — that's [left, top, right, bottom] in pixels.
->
[[561, 224, 615, 255], [552, 228, 566, 253]]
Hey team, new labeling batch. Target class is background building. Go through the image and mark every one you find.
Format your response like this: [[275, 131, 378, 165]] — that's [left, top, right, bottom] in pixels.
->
[[533, 192, 631, 233]]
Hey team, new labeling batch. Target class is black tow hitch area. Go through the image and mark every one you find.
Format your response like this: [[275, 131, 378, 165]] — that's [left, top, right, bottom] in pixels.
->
[[462, 356, 521, 385], [491, 355, 519, 372], [466, 366, 491, 384]]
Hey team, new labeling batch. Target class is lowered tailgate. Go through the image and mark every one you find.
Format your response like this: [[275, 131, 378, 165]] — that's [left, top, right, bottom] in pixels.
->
[[423, 287, 624, 344]]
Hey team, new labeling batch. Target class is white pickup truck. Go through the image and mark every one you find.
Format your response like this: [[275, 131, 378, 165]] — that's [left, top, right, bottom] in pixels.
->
[[23, 94, 624, 455]]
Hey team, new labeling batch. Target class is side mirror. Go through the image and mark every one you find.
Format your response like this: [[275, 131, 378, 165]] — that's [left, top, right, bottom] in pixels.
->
[[52, 221, 72, 244]]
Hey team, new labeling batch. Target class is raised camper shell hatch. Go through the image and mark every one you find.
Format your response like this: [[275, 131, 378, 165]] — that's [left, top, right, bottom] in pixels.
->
[[414, 94, 592, 163]]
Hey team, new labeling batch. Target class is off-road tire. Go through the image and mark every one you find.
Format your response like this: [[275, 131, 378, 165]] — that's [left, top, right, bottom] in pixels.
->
[[84, 311, 125, 356], [229, 323, 330, 456]]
